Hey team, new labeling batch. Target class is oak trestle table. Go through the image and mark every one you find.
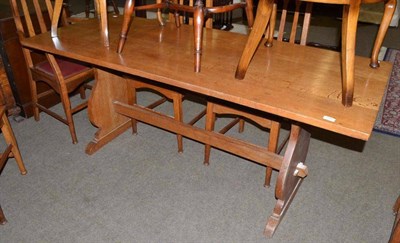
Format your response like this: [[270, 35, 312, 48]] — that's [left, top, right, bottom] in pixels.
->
[[21, 16, 392, 237]]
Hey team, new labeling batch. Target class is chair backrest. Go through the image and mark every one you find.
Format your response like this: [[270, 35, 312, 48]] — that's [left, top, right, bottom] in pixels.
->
[[274, 0, 313, 45], [168, 0, 234, 29], [9, 0, 72, 73], [9, 0, 68, 39]]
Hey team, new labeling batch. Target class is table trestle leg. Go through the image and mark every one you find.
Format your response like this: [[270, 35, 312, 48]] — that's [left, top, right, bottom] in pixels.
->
[[113, 99, 310, 237], [264, 124, 310, 237], [85, 69, 132, 155]]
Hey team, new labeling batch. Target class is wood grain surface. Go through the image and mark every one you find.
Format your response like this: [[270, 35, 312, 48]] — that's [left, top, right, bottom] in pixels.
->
[[20, 16, 392, 140]]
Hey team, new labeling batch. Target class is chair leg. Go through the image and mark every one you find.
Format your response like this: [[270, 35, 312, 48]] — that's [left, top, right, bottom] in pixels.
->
[[369, 0, 396, 68], [85, 0, 91, 18], [109, 0, 120, 15], [265, 2, 277, 47], [157, 3, 165, 27], [130, 88, 138, 135], [129, 81, 183, 153], [117, 0, 135, 53], [245, 0, 254, 28], [1, 111, 27, 175], [173, 95, 184, 153], [31, 81, 40, 121], [0, 205, 6, 225], [79, 85, 86, 99], [264, 121, 280, 187], [60, 92, 78, 144], [238, 119, 245, 133], [235, 0, 274, 79], [204, 103, 216, 165]]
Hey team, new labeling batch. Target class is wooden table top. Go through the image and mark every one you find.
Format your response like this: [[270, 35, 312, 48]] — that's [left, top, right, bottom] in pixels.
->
[[20, 16, 392, 141]]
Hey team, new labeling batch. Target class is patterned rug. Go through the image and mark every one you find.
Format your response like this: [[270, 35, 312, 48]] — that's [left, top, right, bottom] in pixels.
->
[[374, 48, 400, 136]]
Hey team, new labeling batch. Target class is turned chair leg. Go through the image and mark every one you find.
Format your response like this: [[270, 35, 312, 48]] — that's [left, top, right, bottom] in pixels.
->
[[1, 108, 27, 175], [0, 106, 27, 226], [0, 205, 7, 225], [128, 79, 184, 153], [31, 81, 40, 122], [193, 2, 205, 73], [369, 0, 397, 68]]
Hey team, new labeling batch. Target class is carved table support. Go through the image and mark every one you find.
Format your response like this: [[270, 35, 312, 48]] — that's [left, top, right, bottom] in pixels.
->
[[265, 124, 310, 237], [85, 69, 131, 154], [85, 69, 311, 237]]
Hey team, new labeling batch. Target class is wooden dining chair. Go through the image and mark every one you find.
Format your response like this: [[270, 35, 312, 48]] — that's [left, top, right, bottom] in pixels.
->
[[237, 0, 397, 107], [363, 0, 397, 68], [127, 79, 186, 152], [0, 102, 27, 224], [204, 102, 285, 187], [390, 195, 400, 243], [0, 53, 26, 225], [117, 0, 254, 72], [204, 0, 311, 187], [10, 0, 95, 144], [85, 0, 120, 18], [264, 0, 397, 69]]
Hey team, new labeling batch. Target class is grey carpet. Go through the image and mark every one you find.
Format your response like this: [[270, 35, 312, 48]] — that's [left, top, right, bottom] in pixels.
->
[[0, 91, 399, 242]]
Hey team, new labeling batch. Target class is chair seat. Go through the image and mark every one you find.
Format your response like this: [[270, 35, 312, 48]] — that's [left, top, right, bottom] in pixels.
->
[[35, 58, 91, 79]]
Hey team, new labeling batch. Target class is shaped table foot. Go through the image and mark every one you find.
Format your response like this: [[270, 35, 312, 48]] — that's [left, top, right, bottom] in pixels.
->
[[86, 68, 131, 154], [264, 124, 310, 237]]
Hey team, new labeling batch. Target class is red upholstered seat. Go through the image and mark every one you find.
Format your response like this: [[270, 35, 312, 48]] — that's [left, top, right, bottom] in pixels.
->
[[35, 58, 91, 79]]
